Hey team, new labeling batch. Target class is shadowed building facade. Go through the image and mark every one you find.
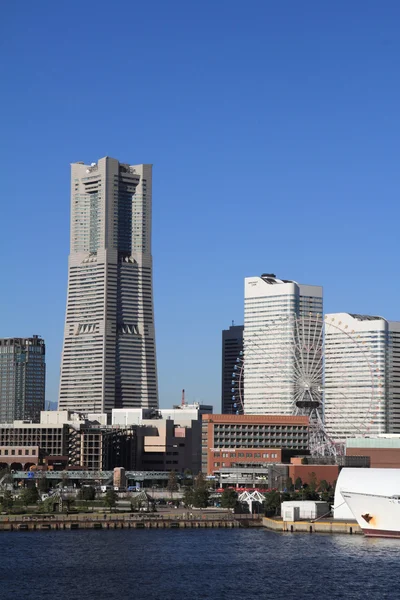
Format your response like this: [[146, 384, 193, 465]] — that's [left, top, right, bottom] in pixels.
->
[[221, 324, 244, 414], [0, 336, 45, 423], [59, 157, 158, 414]]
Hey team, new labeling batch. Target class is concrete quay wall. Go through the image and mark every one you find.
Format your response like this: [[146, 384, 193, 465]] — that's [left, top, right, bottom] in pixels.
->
[[0, 514, 261, 532], [263, 517, 362, 535]]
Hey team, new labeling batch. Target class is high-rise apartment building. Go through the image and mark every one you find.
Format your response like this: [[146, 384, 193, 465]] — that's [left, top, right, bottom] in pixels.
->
[[0, 336, 45, 423], [221, 324, 244, 414], [324, 313, 400, 441], [59, 157, 158, 414], [243, 273, 323, 415]]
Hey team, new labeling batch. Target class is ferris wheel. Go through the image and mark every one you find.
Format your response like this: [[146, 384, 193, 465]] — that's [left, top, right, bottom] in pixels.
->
[[231, 314, 381, 456]]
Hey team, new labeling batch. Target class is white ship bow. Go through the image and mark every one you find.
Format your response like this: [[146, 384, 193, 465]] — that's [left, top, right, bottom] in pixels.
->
[[342, 490, 400, 538]]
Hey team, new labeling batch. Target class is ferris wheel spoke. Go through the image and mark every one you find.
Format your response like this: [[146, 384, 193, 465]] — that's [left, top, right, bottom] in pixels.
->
[[306, 322, 324, 379], [287, 327, 307, 381], [294, 318, 307, 377]]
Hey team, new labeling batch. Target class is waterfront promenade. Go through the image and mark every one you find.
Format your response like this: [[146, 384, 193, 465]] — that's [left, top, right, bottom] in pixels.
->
[[0, 511, 262, 532]]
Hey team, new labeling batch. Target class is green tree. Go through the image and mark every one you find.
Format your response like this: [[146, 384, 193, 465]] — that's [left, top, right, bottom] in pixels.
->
[[105, 489, 118, 509], [220, 489, 238, 509], [183, 469, 193, 487], [193, 487, 209, 508], [78, 486, 96, 501], [285, 477, 294, 492], [301, 457, 309, 465], [319, 479, 330, 492], [294, 477, 303, 491], [167, 471, 179, 497], [192, 472, 210, 508], [62, 496, 75, 512], [308, 472, 318, 493], [20, 486, 39, 506], [1, 490, 14, 512], [183, 486, 194, 507], [264, 490, 281, 516]]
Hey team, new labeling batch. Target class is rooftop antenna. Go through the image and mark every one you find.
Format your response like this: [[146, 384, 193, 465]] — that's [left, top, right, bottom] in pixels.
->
[[232, 320, 234, 326], [181, 389, 185, 407]]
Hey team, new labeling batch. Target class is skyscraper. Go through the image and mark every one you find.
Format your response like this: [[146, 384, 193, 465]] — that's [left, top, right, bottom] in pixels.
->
[[243, 273, 323, 415], [0, 336, 45, 423], [59, 157, 158, 414], [221, 324, 244, 414], [324, 313, 400, 441]]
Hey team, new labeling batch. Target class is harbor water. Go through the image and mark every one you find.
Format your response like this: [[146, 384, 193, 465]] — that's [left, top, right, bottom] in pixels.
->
[[2, 528, 398, 599]]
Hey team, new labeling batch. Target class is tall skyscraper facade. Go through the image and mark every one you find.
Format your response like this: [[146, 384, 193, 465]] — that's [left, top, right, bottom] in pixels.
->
[[59, 157, 158, 414], [243, 273, 323, 415], [0, 336, 45, 423], [324, 313, 400, 441], [221, 324, 244, 414]]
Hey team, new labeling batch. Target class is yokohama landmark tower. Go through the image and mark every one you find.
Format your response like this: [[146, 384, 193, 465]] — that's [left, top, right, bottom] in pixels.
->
[[59, 157, 158, 414]]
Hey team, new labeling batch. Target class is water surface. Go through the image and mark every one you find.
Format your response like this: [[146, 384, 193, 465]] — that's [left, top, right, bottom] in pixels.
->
[[2, 529, 398, 599]]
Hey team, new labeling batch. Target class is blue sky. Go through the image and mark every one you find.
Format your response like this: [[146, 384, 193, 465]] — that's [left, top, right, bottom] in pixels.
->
[[1, 1, 399, 410]]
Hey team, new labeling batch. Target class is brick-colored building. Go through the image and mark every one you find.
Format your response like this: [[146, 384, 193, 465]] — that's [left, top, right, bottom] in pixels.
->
[[202, 414, 309, 475], [346, 448, 400, 468], [0, 446, 39, 469], [346, 437, 400, 469], [288, 458, 339, 487]]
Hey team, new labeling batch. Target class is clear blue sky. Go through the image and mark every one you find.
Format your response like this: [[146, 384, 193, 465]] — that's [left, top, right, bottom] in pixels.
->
[[1, 1, 399, 410]]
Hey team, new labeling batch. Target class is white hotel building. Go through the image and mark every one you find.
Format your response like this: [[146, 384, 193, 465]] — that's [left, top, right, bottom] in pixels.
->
[[324, 313, 400, 441], [243, 274, 323, 415]]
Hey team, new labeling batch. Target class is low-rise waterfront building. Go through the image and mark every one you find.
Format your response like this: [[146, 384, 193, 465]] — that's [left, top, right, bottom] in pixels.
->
[[0, 404, 212, 474], [0, 410, 138, 471]]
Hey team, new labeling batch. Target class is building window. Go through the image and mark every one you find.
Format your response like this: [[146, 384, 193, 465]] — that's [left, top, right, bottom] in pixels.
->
[[214, 462, 220, 467], [263, 453, 269, 458], [11, 450, 15, 456], [246, 453, 252, 458], [254, 453, 261, 458], [32, 449, 36, 456]]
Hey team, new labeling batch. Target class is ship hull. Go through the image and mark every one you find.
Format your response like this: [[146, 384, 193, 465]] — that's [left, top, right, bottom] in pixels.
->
[[363, 528, 400, 538], [342, 490, 400, 538]]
